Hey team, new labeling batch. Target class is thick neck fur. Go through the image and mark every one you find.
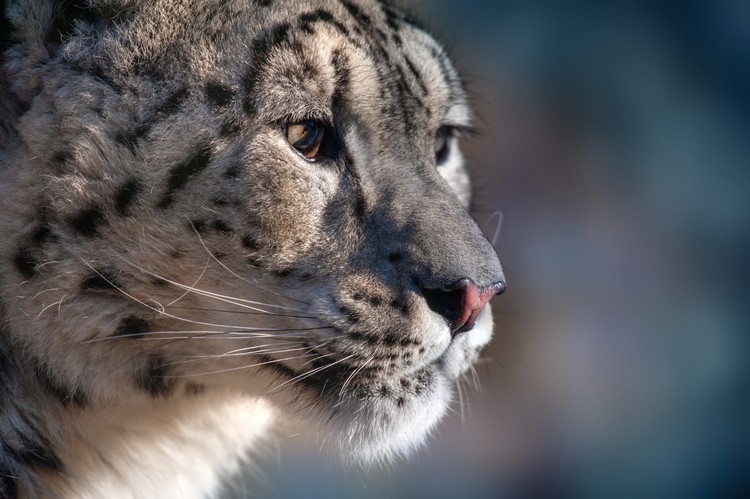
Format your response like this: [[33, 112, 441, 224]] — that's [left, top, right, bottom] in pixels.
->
[[1, 329, 277, 498]]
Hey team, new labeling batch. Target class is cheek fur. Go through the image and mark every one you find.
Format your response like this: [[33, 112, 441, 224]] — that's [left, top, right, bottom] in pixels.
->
[[241, 149, 330, 259]]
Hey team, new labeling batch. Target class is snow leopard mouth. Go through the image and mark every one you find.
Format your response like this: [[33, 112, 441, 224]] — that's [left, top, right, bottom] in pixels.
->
[[253, 300, 494, 465], [265, 305, 492, 403], [274, 340, 473, 466]]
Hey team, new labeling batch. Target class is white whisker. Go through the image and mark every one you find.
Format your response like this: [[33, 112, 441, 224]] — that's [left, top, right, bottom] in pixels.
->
[[32, 287, 63, 300], [165, 255, 212, 307], [266, 353, 357, 394], [129, 263, 306, 314], [456, 375, 466, 426], [216, 340, 331, 359], [37, 298, 64, 318], [167, 353, 324, 378], [79, 260, 309, 333], [299, 350, 339, 368], [190, 223, 310, 306], [339, 354, 374, 396], [468, 365, 481, 393], [485, 210, 504, 247], [81, 326, 333, 344], [163, 345, 314, 367], [166, 305, 318, 320]]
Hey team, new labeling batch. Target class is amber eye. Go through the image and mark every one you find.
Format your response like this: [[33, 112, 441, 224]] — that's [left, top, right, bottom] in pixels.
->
[[434, 126, 453, 166], [285, 120, 325, 160]]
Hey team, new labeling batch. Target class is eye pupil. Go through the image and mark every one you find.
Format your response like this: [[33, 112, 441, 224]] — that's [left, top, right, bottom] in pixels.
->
[[435, 126, 452, 166], [286, 120, 325, 160]]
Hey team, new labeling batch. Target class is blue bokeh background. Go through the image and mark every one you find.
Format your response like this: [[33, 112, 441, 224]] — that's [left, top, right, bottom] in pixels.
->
[[228, 1, 749, 497]]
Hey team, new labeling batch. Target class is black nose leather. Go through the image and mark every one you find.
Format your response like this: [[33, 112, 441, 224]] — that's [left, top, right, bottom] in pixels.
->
[[421, 278, 506, 335]]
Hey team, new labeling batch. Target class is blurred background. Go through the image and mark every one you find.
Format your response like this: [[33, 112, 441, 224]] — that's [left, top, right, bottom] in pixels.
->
[[228, 1, 749, 497]]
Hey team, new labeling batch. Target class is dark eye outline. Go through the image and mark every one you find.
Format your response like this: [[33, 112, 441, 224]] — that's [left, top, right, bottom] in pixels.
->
[[283, 120, 326, 162], [434, 126, 454, 166]]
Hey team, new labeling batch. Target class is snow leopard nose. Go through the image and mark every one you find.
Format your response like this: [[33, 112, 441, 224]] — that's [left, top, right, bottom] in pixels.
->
[[421, 278, 506, 335]]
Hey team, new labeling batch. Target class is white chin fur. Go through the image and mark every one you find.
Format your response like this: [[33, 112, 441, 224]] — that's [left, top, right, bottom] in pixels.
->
[[268, 309, 494, 467], [440, 305, 494, 379], [320, 310, 493, 467], [334, 371, 451, 467]]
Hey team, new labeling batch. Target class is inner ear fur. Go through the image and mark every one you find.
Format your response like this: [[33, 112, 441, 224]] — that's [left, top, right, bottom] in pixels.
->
[[0, 0, 110, 143]]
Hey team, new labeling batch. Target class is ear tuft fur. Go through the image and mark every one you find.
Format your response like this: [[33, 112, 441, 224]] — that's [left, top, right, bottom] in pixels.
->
[[0, 1, 107, 144], [47, 1, 101, 49]]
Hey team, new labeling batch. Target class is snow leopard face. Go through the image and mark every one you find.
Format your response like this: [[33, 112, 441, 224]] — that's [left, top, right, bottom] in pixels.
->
[[0, 0, 504, 477]]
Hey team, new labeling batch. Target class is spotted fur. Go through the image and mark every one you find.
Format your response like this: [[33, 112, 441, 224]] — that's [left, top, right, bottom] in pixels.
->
[[0, 0, 504, 497]]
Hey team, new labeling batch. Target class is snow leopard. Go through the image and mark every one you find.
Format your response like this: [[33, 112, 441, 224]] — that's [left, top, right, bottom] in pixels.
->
[[0, 0, 505, 497]]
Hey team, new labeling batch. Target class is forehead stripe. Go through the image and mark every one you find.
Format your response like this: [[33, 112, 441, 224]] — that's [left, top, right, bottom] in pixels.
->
[[299, 9, 350, 36], [336, 0, 427, 131], [243, 22, 292, 115]]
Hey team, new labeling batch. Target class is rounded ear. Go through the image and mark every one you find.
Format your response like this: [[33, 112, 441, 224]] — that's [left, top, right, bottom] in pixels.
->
[[1, 1, 105, 142], [4, 1, 103, 56]]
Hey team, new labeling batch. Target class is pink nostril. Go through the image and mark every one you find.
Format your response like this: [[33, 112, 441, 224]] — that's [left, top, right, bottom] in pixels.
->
[[421, 278, 506, 335]]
